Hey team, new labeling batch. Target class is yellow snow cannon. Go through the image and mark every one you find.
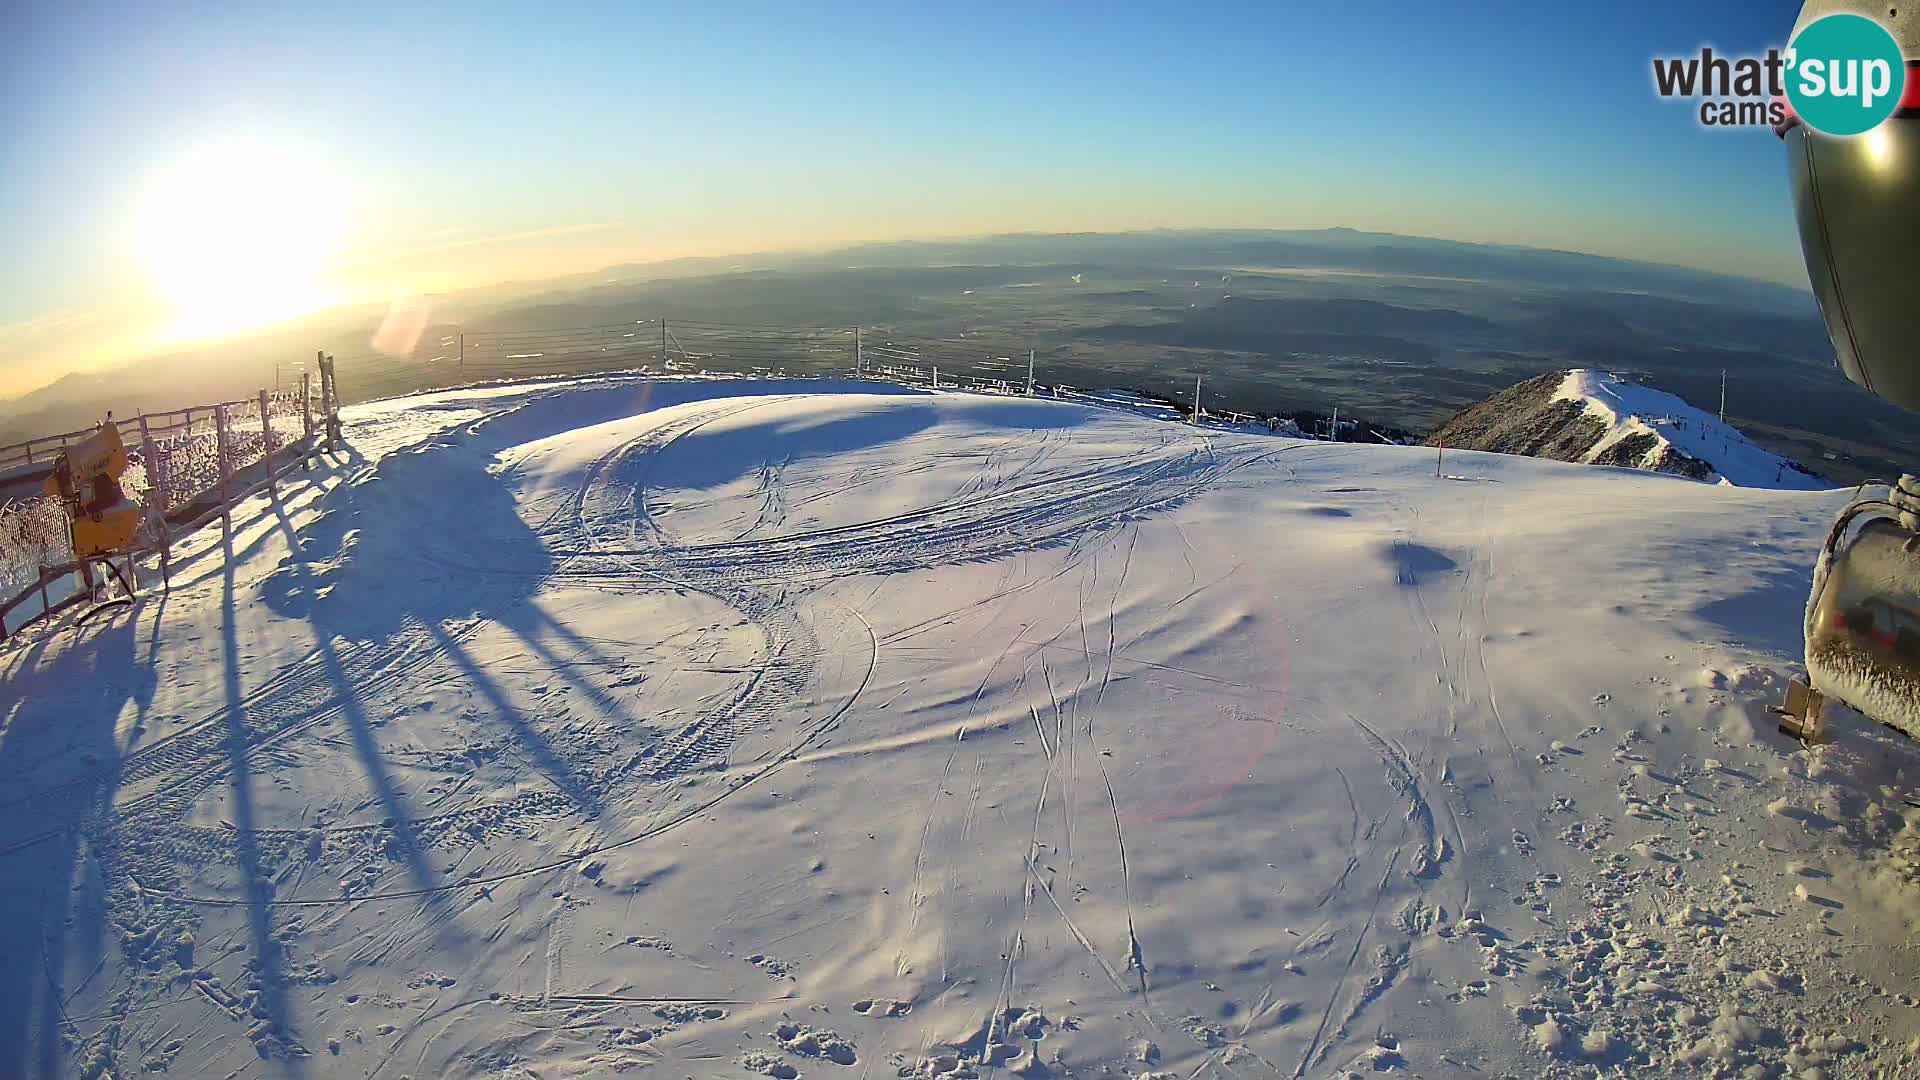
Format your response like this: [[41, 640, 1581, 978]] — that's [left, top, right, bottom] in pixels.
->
[[42, 420, 143, 560]]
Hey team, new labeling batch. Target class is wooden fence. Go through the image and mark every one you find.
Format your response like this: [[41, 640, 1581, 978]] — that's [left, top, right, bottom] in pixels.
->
[[0, 355, 342, 639]]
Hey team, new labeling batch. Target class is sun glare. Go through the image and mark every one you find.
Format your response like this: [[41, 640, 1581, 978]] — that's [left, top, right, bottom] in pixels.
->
[[136, 139, 351, 342], [1865, 126, 1895, 172]]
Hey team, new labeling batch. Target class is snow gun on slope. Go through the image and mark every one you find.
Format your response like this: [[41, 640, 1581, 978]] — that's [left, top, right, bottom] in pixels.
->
[[40, 419, 143, 610], [1773, 2, 1920, 741]]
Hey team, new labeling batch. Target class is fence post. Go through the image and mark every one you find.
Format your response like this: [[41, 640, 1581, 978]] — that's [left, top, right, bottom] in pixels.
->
[[259, 389, 275, 494], [1026, 350, 1036, 396], [932, 366, 939, 390], [137, 412, 171, 586], [143, 411, 173, 584], [134, 409, 156, 588], [660, 318, 668, 367], [854, 326, 862, 376], [331, 354, 343, 447], [214, 403, 232, 533], [137, 412, 157, 512], [316, 350, 328, 450], [319, 352, 341, 451], [332, 355, 342, 448], [458, 331, 466, 383], [315, 350, 329, 451]]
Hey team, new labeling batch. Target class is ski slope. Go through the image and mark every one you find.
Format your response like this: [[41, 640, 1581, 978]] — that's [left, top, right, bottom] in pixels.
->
[[2, 375, 1917, 1079]]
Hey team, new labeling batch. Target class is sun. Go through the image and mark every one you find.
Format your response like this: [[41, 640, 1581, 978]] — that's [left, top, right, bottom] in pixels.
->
[[136, 139, 351, 342]]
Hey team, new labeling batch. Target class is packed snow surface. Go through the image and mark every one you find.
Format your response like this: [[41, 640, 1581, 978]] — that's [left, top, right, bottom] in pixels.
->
[[1552, 369, 1828, 490], [3, 375, 1918, 1079]]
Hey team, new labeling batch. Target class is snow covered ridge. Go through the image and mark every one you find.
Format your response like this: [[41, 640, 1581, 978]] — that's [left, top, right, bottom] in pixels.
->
[[1427, 369, 1829, 491]]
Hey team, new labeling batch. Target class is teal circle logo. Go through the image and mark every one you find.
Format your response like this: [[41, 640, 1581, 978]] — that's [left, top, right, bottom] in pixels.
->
[[1787, 13, 1906, 136]]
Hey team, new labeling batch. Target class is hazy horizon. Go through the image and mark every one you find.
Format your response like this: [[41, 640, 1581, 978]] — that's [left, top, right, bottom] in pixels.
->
[[0, 223, 1817, 403], [2, 2, 1815, 398]]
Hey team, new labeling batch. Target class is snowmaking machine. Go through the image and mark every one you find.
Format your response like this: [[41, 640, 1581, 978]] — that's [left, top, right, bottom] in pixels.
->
[[41, 419, 144, 600], [1773, 3, 1920, 742]]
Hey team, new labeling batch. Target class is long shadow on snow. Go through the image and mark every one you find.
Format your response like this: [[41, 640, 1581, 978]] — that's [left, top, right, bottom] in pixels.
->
[[249, 380, 1103, 875], [0, 603, 153, 1077], [260, 406, 611, 824], [424, 621, 604, 819], [505, 602, 644, 725], [252, 382, 870, 853], [261, 484, 463, 898], [219, 524, 305, 1070], [0, 379, 895, 1075]]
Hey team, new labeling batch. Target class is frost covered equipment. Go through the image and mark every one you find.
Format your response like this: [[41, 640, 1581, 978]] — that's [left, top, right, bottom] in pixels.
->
[[1771, 2, 1920, 742], [1787, 488, 1920, 741], [42, 420, 143, 559]]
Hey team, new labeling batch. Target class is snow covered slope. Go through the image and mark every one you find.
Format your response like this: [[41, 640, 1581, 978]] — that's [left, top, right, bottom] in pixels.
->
[[1, 375, 1916, 1080], [1427, 369, 1828, 490]]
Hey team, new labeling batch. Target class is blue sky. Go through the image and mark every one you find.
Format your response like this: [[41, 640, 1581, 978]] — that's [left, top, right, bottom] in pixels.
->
[[0, 0, 1811, 392]]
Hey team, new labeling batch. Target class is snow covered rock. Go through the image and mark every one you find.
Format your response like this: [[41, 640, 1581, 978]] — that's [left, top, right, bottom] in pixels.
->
[[1425, 369, 1827, 489]]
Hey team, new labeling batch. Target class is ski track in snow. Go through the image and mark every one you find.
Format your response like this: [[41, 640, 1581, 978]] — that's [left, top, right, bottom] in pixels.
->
[[3, 375, 1919, 1080]]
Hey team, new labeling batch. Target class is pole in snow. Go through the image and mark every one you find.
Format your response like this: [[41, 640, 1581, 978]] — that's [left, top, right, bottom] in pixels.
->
[[1026, 350, 1036, 397], [855, 327, 863, 376], [1192, 374, 1203, 423], [1719, 369, 1726, 425]]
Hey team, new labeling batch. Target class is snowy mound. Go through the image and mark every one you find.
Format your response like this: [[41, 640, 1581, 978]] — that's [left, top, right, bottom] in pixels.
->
[[1427, 369, 1827, 490], [3, 374, 1915, 1080]]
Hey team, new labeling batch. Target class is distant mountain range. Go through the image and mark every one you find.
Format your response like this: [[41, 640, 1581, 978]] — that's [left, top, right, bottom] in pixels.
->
[[0, 228, 1883, 483], [0, 304, 389, 444]]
